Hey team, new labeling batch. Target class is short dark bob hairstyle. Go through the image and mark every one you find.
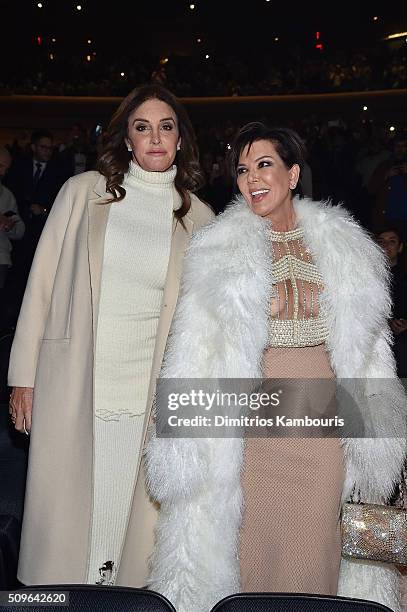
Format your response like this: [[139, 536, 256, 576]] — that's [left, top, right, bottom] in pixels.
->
[[229, 122, 307, 198], [97, 83, 204, 220]]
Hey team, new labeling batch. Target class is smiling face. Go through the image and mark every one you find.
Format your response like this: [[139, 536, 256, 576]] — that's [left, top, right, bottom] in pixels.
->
[[236, 139, 300, 228], [126, 98, 180, 172]]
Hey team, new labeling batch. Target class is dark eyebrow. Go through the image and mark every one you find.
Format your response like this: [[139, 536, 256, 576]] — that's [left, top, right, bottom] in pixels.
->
[[237, 155, 273, 167], [132, 117, 176, 124], [254, 155, 273, 162]]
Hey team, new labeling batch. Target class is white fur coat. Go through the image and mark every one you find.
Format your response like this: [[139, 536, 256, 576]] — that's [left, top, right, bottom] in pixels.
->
[[145, 196, 407, 612]]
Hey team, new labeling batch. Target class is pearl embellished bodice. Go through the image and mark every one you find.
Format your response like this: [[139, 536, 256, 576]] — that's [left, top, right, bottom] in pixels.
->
[[268, 227, 328, 347]]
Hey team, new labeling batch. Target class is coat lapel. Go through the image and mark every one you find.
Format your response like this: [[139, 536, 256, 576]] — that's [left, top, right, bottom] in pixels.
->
[[141, 211, 193, 441], [160, 214, 194, 342], [87, 174, 111, 348]]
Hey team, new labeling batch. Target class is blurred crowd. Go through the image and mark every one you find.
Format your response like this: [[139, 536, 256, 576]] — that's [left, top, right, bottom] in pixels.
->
[[1, 115, 407, 391], [1, 44, 406, 97]]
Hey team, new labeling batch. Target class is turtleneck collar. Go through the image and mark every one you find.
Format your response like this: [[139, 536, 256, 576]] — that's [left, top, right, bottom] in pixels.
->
[[127, 160, 177, 186]]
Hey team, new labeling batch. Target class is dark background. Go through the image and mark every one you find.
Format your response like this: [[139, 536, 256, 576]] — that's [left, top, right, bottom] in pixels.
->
[[1, 0, 406, 91]]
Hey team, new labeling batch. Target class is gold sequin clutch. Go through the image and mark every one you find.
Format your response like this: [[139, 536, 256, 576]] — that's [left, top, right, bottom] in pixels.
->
[[341, 502, 407, 565]]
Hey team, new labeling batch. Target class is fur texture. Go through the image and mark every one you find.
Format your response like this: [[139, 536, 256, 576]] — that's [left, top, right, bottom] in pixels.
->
[[145, 196, 407, 612]]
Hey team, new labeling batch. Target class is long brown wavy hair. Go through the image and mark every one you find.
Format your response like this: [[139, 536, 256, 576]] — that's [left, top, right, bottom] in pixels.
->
[[97, 84, 204, 220]]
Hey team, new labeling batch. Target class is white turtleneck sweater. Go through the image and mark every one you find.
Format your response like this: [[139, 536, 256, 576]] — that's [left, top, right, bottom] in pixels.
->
[[94, 161, 176, 420], [87, 162, 177, 584]]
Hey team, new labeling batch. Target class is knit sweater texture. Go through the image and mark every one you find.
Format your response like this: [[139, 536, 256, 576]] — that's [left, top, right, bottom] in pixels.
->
[[88, 161, 177, 583], [94, 161, 176, 420]]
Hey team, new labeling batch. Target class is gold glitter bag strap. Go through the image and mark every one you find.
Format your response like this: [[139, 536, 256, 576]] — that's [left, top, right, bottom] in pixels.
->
[[341, 484, 407, 565]]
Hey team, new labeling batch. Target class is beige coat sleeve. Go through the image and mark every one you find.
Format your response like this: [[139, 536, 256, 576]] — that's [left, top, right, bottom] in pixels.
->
[[8, 179, 73, 387]]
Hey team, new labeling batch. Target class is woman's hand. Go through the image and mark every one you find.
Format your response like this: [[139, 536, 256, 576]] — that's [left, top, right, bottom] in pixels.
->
[[9, 387, 33, 434]]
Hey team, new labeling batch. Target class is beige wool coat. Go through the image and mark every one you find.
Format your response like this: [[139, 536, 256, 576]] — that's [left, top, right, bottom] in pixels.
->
[[8, 170, 214, 586]]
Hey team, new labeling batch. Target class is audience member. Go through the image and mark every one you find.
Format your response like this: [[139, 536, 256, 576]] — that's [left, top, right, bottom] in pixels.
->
[[2, 43, 406, 97], [369, 132, 407, 238], [151, 64, 168, 86], [356, 134, 390, 189], [0, 147, 25, 327], [355, 132, 390, 228], [4, 130, 68, 285], [377, 227, 407, 379], [58, 124, 91, 177]]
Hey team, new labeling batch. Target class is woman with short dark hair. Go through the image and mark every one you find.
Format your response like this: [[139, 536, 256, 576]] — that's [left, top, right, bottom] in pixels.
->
[[8, 84, 213, 587], [146, 122, 406, 612]]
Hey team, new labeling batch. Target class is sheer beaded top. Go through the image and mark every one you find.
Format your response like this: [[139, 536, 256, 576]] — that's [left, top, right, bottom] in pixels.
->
[[268, 227, 328, 347]]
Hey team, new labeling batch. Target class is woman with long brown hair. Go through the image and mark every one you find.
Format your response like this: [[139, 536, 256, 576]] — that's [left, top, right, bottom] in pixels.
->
[[8, 84, 213, 587]]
